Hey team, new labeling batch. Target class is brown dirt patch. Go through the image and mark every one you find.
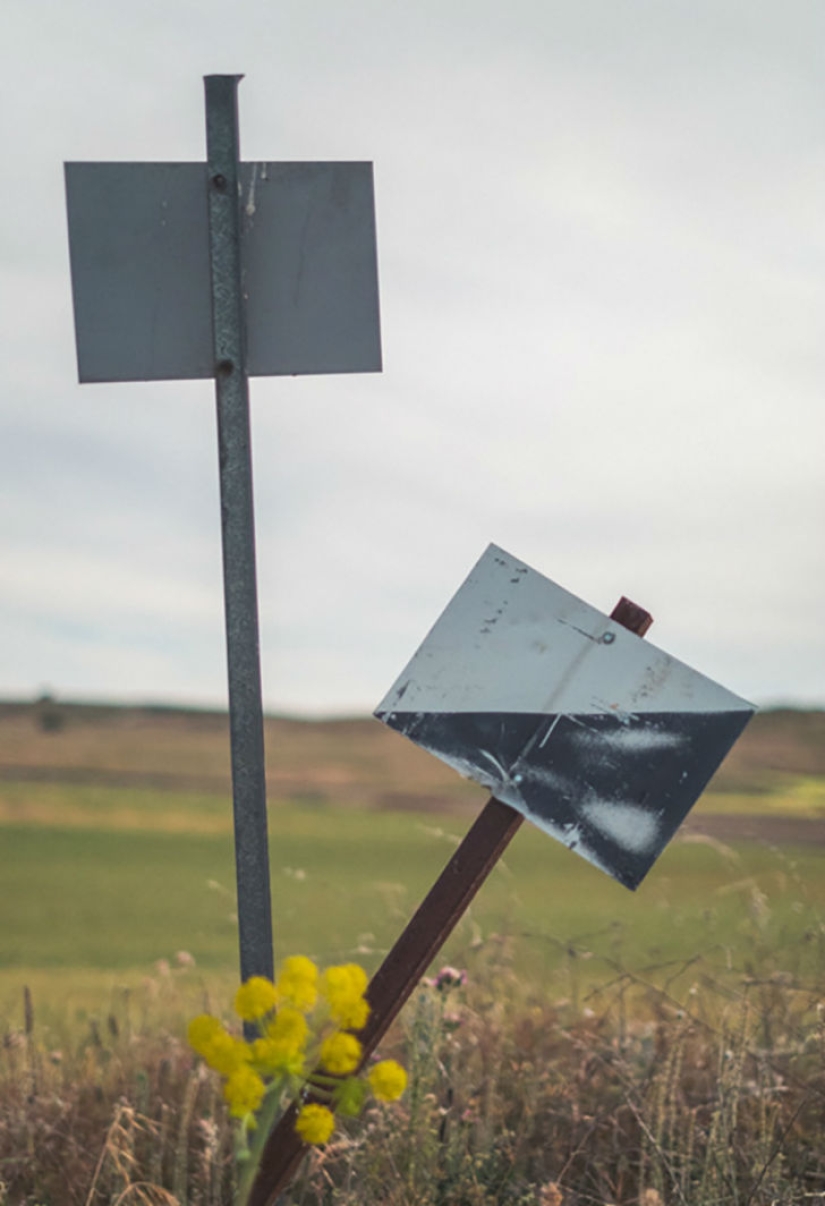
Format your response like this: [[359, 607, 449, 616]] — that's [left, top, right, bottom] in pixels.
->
[[680, 813, 825, 847]]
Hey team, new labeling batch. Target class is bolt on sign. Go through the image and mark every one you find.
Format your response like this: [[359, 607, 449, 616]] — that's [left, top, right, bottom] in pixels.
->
[[376, 544, 755, 889], [63, 75, 382, 990]]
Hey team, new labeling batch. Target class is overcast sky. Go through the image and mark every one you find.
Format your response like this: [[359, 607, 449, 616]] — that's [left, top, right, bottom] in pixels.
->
[[1, 0, 823, 715]]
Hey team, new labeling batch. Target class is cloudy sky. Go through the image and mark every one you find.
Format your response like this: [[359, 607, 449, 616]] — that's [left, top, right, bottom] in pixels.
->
[[1, 0, 823, 715]]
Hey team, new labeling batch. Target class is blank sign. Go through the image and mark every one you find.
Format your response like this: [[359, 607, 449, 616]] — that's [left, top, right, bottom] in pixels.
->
[[65, 161, 382, 383]]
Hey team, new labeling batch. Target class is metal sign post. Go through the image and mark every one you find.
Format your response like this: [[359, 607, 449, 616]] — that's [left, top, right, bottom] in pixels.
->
[[64, 74, 383, 988], [205, 75, 272, 983]]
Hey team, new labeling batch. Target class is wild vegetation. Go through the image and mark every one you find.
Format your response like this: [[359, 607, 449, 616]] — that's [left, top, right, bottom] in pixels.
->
[[3, 925, 824, 1205], [0, 702, 824, 1203]]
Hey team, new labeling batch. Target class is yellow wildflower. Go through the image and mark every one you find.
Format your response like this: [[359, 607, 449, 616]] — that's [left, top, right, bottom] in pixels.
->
[[320, 964, 371, 1029], [319, 1031, 363, 1076], [250, 1037, 306, 1078], [187, 955, 405, 1163], [368, 1059, 407, 1102], [276, 956, 318, 1011], [234, 976, 278, 1022], [295, 1102, 335, 1145], [201, 1030, 250, 1077], [266, 1006, 308, 1052], [187, 1014, 223, 1057], [223, 1064, 266, 1118], [340, 995, 369, 1030]]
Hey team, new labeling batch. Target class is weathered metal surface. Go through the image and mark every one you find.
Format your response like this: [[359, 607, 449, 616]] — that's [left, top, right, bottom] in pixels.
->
[[375, 544, 755, 889], [64, 160, 381, 381], [247, 597, 653, 1206], [205, 75, 273, 986]]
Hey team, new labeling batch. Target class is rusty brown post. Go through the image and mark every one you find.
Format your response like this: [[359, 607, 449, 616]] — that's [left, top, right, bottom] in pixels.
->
[[247, 596, 653, 1206]]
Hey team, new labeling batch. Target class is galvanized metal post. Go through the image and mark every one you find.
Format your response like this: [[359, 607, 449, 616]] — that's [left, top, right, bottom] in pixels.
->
[[204, 74, 274, 985]]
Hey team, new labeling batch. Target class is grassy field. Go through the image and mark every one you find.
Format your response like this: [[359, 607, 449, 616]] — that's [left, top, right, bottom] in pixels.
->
[[2, 788, 825, 1035], [1, 703, 824, 1204], [1, 701, 824, 1022]]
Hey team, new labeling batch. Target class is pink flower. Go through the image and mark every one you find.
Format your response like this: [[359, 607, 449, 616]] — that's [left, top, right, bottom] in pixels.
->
[[433, 966, 467, 992]]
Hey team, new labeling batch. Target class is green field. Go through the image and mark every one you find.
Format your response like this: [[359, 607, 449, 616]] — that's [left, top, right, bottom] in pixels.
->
[[2, 702, 825, 1038], [2, 706, 825, 1206], [3, 787, 825, 1038]]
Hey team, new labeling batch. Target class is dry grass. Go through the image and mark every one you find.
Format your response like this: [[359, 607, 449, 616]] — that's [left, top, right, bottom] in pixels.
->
[[309, 953, 825, 1206], [2, 943, 824, 1206], [0, 1002, 234, 1206], [0, 702, 482, 814]]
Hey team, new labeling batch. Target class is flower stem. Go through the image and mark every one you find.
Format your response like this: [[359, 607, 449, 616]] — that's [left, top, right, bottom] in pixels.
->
[[235, 1084, 287, 1206]]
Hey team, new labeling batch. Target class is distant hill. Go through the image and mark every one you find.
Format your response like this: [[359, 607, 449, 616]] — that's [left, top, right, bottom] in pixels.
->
[[0, 699, 821, 814], [710, 707, 825, 792]]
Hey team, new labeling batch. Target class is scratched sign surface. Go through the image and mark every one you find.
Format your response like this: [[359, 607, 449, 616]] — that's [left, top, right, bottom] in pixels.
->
[[65, 161, 381, 382], [375, 545, 754, 889]]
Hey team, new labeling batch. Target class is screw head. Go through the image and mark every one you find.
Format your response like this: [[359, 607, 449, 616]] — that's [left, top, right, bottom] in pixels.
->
[[212, 173, 227, 191], [602, 631, 616, 645]]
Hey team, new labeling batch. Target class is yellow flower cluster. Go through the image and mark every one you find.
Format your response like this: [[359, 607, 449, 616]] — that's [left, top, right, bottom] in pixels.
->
[[188, 971, 312, 1118], [187, 1016, 262, 1116], [277, 955, 318, 1011], [234, 975, 278, 1021], [320, 1030, 362, 1075], [187, 955, 403, 1151], [188, 1014, 250, 1082], [368, 1059, 407, 1102], [320, 962, 370, 1030], [295, 1102, 335, 1145]]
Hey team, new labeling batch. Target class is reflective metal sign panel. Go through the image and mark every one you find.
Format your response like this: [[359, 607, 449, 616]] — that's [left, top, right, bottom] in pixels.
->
[[65, 161, 381, 382], [375, 545, 755, 889]]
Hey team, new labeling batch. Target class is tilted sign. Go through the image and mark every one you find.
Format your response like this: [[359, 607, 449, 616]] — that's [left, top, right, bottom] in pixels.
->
[[65, 160, 381, 382], [376, 544, 755, 889]]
